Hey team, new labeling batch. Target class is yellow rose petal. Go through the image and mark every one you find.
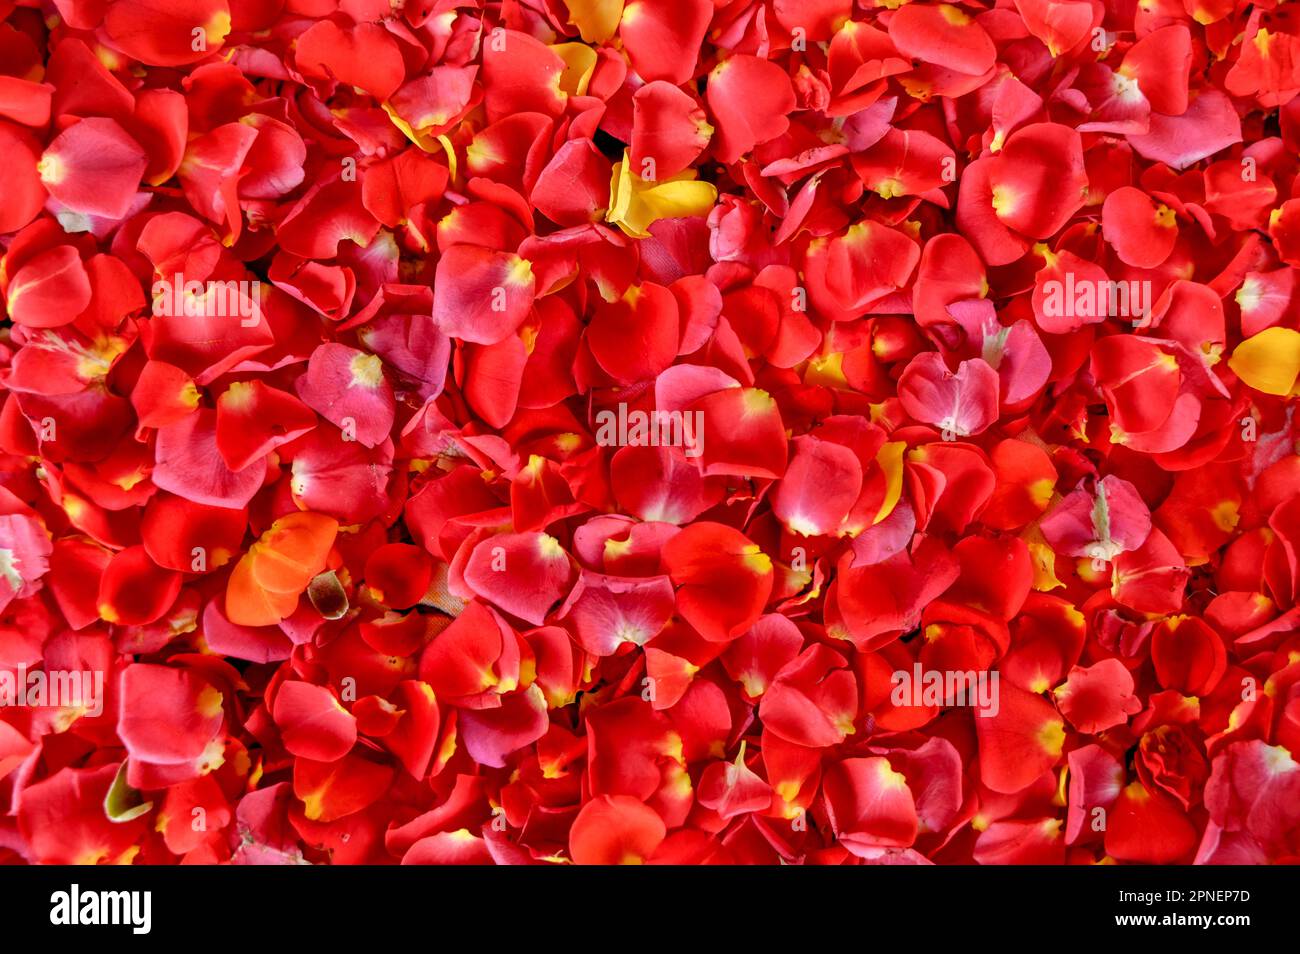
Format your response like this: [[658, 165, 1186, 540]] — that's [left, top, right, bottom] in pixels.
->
[[1228, 326, 1300, 395]]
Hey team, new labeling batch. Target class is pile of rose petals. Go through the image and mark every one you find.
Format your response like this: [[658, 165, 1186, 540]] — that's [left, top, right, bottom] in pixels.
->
[[2, 0, 1300, 867]]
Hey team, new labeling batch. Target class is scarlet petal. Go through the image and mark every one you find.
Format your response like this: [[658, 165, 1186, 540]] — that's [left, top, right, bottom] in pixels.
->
[[1106, 782, 1198, 863], [273, 681, 357, 762], [586, 283, 680, 384], [0, 121, 47, 233], [39, 118, 147, 219], [947, 535, 1033, 621], [104, 0, 232, 67], [559, 571, 676, 656], [97, 545, 182, 626], [833, 538, 960, 649], [663, 523, 774, 642], [631, 82, 712, 180], [706, 55, 796, 164], [1120, 25, 1192, 115], [1054, 659, 1142, 734], [898, 353, 1000, 438], [216, 380, 317, 471], [531, 139, 611, 227], [760, 644, 858, 747], [1066, 744, 1125, 843], [480, 31, 567, 122], [363, 543, 434, 610], [1151, 616, 1227, 696], [1204, 741, 1300, 847], [693, 387, 789, 479], [118, 663, 224, 766], [294, 754, 393, 823], [276, 179, 380, 260], [403, 830, 494, 865], [698, 753, 772, 819], [178, 122, 258, 241], [287, 429, 394, 524], [462, 532, 577, 626], [1129, 88, 1241, 169], [721, 614, 805, 700], [5, 246, 91, 329], [824, 756, 919, 854], [1013, 0, 1096, 56], [383, 680, 442, 779], [772, 435, 863, 537], [889, 4, 996, 75], [958, 124, 1087, 264], [569, 794, 667, 865], [294, 343, 393, 449], [810, 220, 920, 315], [975, 683, 1065, 794], [611, 444, 717, 525], [154, 409, 266, 509], [432, 246, 535, 345], [1101, 186, 1178, 269], [458, 683, 549, 768], [621, 0, 712, 86], [294, 20, 405, 101], [418, 601, 517, 702], [17, 764, 145, 864]]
